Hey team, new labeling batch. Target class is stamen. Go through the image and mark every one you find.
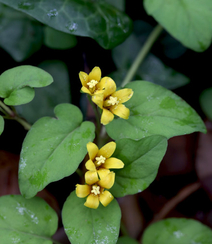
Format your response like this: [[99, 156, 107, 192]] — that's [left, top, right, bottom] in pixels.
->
[[87, 79, 98, 88], [91, 185, 100, 195], [95, 155, 106, 166], [107, 96, 119, 106]]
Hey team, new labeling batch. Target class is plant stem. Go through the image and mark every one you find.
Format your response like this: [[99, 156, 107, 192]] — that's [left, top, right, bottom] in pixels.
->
[[121, 24, 163, 87], [0, 100, 31, 130]]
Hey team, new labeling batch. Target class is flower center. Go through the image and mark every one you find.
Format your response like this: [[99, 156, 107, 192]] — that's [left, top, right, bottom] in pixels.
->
[[91, 185, 100, 195], [95, 155, 106, 166], [87, 79, 98, 89], [107, 96, 119, 106]]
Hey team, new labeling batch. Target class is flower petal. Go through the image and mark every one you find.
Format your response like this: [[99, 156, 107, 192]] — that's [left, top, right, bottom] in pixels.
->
[[85, 171, 99, 185], [110, 104, 130, 119], [84, 194, 99, 209], [112, 88, 133, 104], [88, 66, 101, 82], [76, 184, 91, 198], [98, 168, 111, 179], [101, 108, 114, 125], [92, 92, 104, 109], [104, 157, 124, 169], [99, 190, 114, 207], [96, 77, 116, 99], [97, 141, 116, 159], [79, 71, 88, 86], [87, 142, 99, 161], [85, 159, 96, 171], [81, 86, 92, 95], [98, 170, 115, 189]]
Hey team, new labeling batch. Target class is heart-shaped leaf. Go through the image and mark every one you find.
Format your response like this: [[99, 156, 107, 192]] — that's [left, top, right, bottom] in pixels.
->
[[62, 191, 121, 244], [106, 81, 206, 141], [0, 65, 53, 106], [19, 103, 95, 199], [0, 115, 4, 136], [111, 136, 167, 198], [0, 194, 58, 244], [144, 0, 212, 52], [142, 218, 212, 244], [0, 0, 133, 49]]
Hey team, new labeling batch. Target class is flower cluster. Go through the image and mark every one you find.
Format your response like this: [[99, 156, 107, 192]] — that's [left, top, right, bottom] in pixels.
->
[[76, 141, 124, 209], [79, 67, 133, 125]]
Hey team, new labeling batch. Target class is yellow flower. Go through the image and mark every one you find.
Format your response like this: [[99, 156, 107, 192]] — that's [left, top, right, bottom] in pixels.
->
[[84, 141, 124, 185], [76, 169, 115, 209], [92, 78, 133, 125], [79, 66, 101, 95]]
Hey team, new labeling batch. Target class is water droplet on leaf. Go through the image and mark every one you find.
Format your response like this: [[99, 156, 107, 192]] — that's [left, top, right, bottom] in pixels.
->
[[66, 21, 78, 33], [18, 1, 34, 10], [47, 9, 58, 18]]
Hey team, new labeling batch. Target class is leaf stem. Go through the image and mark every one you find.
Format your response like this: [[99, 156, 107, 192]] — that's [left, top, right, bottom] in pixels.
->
[[0, 100, 31, 130], [121, 24, 163, 87]]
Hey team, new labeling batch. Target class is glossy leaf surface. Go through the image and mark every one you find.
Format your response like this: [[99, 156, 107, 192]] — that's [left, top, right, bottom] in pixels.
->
[[0, 65, 53, 106], [62, 191, 121, 244], [144, 0, 212, 52], [0, 195, 58, 244], [0, 4, 43, 61], [200, 87, 212, 121], [19, 104, 95, 198], [16, 60, 71, 123], [142, 218, 212, 244], [111, 136, 167, 197], [0, 0, 133, 49], [106, 81, 206, 140]]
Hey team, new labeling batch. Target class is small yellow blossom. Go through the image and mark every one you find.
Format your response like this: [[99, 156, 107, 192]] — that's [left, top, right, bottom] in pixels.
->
[[84, 141, 124, 185], [79, 66, 101, 95], [92, 77, 133, 125], [76, 169, 115, 209]]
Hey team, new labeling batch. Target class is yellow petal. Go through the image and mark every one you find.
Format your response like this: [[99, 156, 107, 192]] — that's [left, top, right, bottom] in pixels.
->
[[110, 104, 130, 119], [96, 77, 116, 99], [98, 171, 115, 189], [79, 71, 88, 86], [88, 67, 101, 82], [85, 171, 99, 185], [84, 194, 99, 209], [92, 92, 104, 109], [81, 86, 92, 95], [97, 168, 111, 179], [101, 108, 114, 125], [97, 141, 116, 159], [104, 157, 124, 169], [76, 184, 91, 198], [99, 190, 114, 207], [87, 142, 99, 161], [112, 88, 133, 104], [85, 159, 96, 171]]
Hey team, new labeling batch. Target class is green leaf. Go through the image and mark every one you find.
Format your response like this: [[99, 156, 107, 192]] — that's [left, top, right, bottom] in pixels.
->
[[0, 194, 58, 244], [112, 34, 189, 90], [44, 26, 77, 49], [0, 115, 4, 135], [106, 81, 206, 141], [200, 87, 212, 121], [105, 0, 125, 11], [111, 136, 167, 198], [19, 103, 95, 199], [0, 65, 53, 106], [16, 60, 71, 124], [0, 4, 43, 62], [144, 0, 212, 52], [117, 236, 139, 244], [0, 0, 133, 49], [142, 218, 212, 244], [62, 191, 121, 244]]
